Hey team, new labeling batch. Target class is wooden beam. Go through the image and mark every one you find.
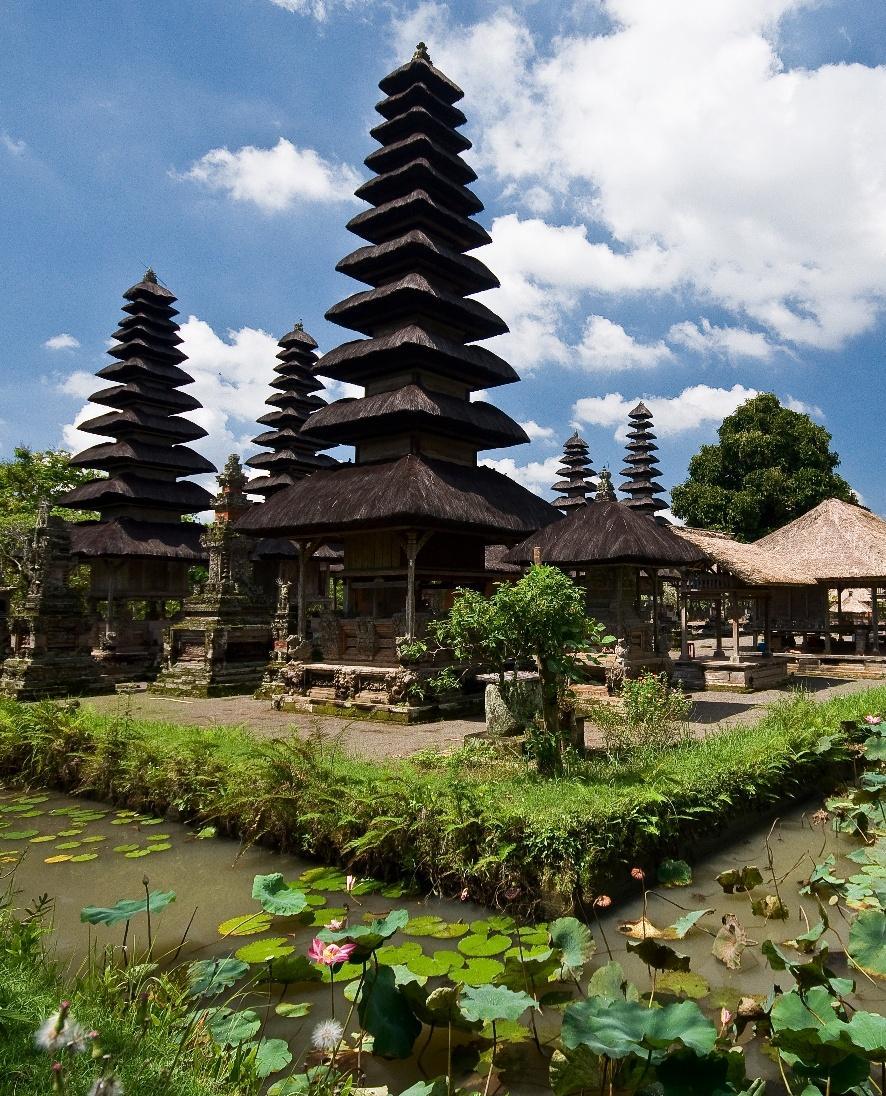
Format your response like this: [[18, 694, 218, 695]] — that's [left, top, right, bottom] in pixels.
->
[[680, 582, 690, 661], [872, 585, 880, 654], [731, 592, 741, 664]]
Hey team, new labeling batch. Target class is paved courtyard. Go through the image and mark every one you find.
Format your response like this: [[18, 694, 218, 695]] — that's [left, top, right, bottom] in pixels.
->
[[82, 673, 884, 762]]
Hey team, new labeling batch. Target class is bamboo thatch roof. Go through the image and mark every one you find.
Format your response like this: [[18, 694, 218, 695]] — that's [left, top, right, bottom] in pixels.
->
[[235, 455, 559, 539], [756, 498, 886, 584], [505, 500, 708, 568], [675, 528, 814, 587]]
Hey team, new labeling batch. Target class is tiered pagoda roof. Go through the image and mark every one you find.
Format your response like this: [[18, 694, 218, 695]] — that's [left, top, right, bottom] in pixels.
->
[[619, 402, 667, 519], [246, 323, 337, 497], [59, 271, 215, 558], [239, 44, 557, 540], [552, 432, 595, 512]]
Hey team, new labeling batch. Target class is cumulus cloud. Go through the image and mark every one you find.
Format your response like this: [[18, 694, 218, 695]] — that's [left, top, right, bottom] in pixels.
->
[[576, 316, 673, 372], [395, 2, 886, 355], [519, 419, 555, 442], [481, 454, 561, 495], [61, 317, 347, 474], [43, 333, 80, 351], [667, 319, 781, 361], [572, 384, 760, 439], [179, 138, 361, 213]]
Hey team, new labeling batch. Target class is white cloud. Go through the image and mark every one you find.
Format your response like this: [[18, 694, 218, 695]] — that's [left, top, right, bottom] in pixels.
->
[[783, 395, 824, 419], [519, 419, 555, 442], [573, 384, 760, 439], [43, 333, 80, 351], [2, 133, 26, 156], [267, 0, 370, 18], [481, 454, 561, 495], [395, 2, 886, 355], [179, 138, 361, 213], [316, 376, 363, 401], [576, 316, 673, 372], [667, 319, 781, 361]]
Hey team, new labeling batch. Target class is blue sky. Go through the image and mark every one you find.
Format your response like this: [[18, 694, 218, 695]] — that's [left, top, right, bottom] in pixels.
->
[[2, 0, 884, 517]]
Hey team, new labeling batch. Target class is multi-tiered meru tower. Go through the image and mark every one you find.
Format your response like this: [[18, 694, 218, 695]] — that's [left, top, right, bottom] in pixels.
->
[[56, 271, 216, 681], [552, 433, 596, 512], [239, 44, 557, 694], [619, 401, 667, 520], [247, 323, 337, 497]]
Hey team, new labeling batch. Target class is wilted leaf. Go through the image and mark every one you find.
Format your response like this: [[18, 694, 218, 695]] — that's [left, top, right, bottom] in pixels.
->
[[716, 866, 763, 893], [712, 915, 749, 971], [627, 937, 691, 972], [751, 895, 789, 920]]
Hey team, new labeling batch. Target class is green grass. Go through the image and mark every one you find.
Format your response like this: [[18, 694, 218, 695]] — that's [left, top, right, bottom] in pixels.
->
[[0, 686, 883, 912], [0, 898, 255, 1095]]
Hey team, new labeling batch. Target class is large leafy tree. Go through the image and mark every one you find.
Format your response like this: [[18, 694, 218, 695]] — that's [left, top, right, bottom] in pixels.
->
[[0, 447, 96, 590], [670, 393, 856, 541]]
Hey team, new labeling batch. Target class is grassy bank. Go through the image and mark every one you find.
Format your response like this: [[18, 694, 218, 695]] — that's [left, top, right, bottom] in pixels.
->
[[0, 687, 884, 912], [0, 892, 256, 1095]]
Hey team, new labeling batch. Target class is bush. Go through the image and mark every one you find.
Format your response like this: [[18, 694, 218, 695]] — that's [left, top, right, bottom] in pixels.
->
[[588, 672, 692, 759]]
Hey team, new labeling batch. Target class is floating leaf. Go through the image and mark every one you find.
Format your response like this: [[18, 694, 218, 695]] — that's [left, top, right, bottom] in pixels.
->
[[848, 909, 886, 978], [234, 937, 295, 964], [44, 854, 72, 864], [375, 942, 423, 967], [299, 866, 347, 891], [81, 891, 175, 926], [548, 917, 595, 973], [312, 906, 347, 927], [431, 922, 469, 939], [80, 835, 106, 844], [451, 958, 505, 986], [407, 952, 466, 979], [55, 841, 82, 850], [319, 909, 409, 959], [457, 933, 511, 957], [29, 835, 56, 844], [275, 1001, 312, 1019], [147, 843, 172, 853], [656, 970, 711, 999], [70, 853, 99, 862], [113, 844, 139, 853], [403, 915, 449, 937], [666, 909, 714, 940], [1, 830, 39, 841], [618, 917, 663, 940], [252, 873, 310, 917], [56, 829, 82, 837], [627, 938, 690, 972], [657, 859, 692, 887], [217, 913, 273, 937], [124, 850, 151, 858], [587, 961, 631, 1000], [187, 957, 250, 997], [459, 984, 535, 1024], [263, 954, 322, 985]]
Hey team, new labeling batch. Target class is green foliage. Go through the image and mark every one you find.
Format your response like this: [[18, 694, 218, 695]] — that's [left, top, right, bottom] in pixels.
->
[[80, 890, 176, 927], [670, 393, 857, 540], [431, 566, 613, 773], [589, 672, 692, 759], [251, 873, 309, 916]]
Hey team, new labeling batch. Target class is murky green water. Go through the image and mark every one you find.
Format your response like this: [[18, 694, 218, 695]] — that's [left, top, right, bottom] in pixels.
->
[[3, 786, 884, 1093]]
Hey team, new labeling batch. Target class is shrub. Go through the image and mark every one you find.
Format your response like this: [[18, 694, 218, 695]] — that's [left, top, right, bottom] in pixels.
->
[[589, 672, 692, 759]]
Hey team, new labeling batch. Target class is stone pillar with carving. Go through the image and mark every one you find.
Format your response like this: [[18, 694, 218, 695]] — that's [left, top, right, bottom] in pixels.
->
[[0, 506, 102, 699]]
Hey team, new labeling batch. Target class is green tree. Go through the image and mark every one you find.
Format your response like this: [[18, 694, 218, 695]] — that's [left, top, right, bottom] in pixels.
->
[[430, 566, 613, 774], [0, 447, 96, 589], [670, 393, 856, 540]]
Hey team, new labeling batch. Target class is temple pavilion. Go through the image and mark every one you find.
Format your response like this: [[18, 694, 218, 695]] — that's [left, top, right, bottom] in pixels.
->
[[237, 44, 558, 698]]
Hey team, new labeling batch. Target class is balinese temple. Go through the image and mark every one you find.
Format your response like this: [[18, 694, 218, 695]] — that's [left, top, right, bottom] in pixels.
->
[[595, 467, 616, 502], [619, 402, 667, 520], [552, 432, 595, 512], [246, 323, 338, 496], [237, 43, 558, 714], [55, 270, 216, 683]]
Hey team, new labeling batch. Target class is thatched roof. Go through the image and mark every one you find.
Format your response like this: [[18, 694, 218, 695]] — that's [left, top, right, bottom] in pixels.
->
[[756, 498, 886, 584], [505, 500, 708, 568], [70, 519, 205, 561], [236, 455, 559, 539], [675, 528, 814, 587], [485, 544, 521, 575]]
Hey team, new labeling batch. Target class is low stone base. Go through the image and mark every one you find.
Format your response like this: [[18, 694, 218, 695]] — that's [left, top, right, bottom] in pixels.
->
[[698, 655, 790, 692], [150, 661, 269, 699], [789, 654, 886, 681], [0, 654, 108, 701], [671, 659, 706, 691], [275, 694, 482, 724]]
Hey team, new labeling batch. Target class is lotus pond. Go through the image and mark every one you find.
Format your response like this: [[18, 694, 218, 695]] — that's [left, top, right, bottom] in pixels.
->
[[2, 715, 885, 1095]]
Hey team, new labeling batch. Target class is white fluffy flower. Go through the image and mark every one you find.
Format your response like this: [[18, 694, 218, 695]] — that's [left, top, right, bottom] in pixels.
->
[[34, 1008, 89, 1054], [311, 1018, 344, 1052]]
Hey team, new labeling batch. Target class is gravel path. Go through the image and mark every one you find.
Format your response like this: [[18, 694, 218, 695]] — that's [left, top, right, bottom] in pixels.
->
[[82, 674, 884, 761]]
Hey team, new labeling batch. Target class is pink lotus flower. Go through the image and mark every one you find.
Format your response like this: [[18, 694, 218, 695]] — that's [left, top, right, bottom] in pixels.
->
[[864, 714, 883, 725], [630, 867, 645, 882], [593, 895, 612, 909], [308, 937, 357, 967]]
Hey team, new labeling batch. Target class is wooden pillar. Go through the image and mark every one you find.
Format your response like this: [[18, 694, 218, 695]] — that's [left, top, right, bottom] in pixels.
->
[[615, 566, 625, 641], [296, 541, 307, 640], [872, 586, 880, 654], [731, 592, 741, 664], [714, 596, 724, 657], [837, 587, 844, 646], [405, 531, 418, 639], [764, 595, 772, 653], [825, 585, 832, 653], [751, 596, 759, 651], [651, 570, 659, 654], [679, 583, 690, 660]]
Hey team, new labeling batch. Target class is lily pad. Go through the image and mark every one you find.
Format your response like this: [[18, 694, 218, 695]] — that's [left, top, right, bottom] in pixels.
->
[[44, 854, 72, 864], [80, 835, 106, 844], [451, 958, 505, 985], [299, 866, 347, 891], [29, 835, 56, 844], [55, 841, 82, 850], [234, 937, 295, 965], [1, 830, 39, 841], [124, 849, 151, 858], [218, 913, 273, 937], [263, 954, 322, 985], [716, 866, 763, 893], [70, 853, 99, 862], [206, 1007, 261, 1047], [656, 970, 711, 999], [147, 842, 172, 853], [848, 909, 886, 978], [81, 891, 176, 926], [460, 984, 535, 1024], [458, 933, 511, 957], [113, 844, 140, 853], [275, 1001, 312, 1018], [403, 915, 449, 937]]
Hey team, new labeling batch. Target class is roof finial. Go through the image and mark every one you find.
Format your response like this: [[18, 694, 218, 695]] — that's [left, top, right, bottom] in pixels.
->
[[143, 267, 158, 284], [413, 41, 431, 63], [293, 320, 303, 331]]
